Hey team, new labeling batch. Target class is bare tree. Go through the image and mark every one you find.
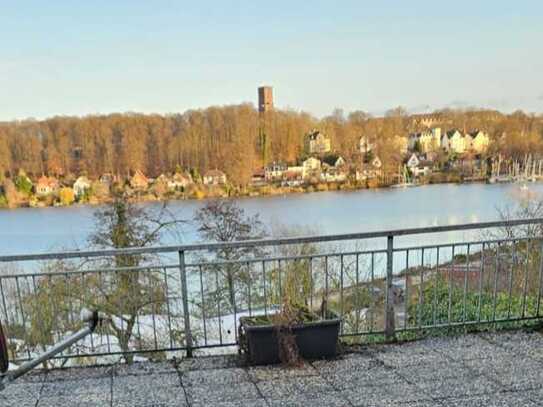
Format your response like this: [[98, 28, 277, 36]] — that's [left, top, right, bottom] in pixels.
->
[[194, 200, 267, 310], [23, 192, 186, 364]]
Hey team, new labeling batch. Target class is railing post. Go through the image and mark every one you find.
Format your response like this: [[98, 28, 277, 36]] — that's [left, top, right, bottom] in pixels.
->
[[179, 250, 193, 358], [385, 235, 396, 341]]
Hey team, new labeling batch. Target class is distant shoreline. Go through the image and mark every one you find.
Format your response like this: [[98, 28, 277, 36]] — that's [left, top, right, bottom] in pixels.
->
[[0, 175, 497, 211]]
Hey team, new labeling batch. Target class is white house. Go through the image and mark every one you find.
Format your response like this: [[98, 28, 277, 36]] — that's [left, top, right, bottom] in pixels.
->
[[203, 170, 227, 186], [302, 157, 322, 179], [469, 130, 490, 153], [406, 153, 431, 177], [168, 172, 192, 190], [409, 128, 441, 153], [441, 130, 466, 154], [356, 155, 382, 181], [264, 162, 287, 181], [406, 153, 420, 169], [335, 156, 346, 167], [359, 136, 375, 154], [305, 130, 331, 154], [73, 176, 92, 198], [36, 176, 59, 196]]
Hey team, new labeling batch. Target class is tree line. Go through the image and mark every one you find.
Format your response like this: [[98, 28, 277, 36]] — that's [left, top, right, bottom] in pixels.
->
[[1, 105, 542, 186]]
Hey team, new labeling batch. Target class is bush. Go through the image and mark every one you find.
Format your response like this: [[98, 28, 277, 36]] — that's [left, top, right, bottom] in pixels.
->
[[15, 175, 33, 195]]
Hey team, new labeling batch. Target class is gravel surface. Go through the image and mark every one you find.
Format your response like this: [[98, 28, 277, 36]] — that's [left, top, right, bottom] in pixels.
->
[[3, 329, 543, 406]]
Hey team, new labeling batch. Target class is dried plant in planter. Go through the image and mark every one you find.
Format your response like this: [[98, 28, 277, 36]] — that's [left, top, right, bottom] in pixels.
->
[[239, 255, 340, 366]]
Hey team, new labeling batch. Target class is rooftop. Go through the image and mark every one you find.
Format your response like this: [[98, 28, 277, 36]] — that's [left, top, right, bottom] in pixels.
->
[[4, 329, 543, 407]]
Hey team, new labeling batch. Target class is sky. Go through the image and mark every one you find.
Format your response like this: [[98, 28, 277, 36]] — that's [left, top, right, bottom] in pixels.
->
[[0, 1, 542, 121]]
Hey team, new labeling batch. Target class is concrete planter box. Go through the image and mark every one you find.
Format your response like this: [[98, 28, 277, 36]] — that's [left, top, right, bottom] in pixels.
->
[[239, 315, 341, 365]]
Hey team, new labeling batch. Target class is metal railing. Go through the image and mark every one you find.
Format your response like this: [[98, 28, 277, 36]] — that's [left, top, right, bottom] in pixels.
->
[[1, 218, 543, 365]]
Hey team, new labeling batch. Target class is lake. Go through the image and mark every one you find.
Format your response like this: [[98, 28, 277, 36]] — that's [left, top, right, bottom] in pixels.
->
[[0, 182, 540, 257]]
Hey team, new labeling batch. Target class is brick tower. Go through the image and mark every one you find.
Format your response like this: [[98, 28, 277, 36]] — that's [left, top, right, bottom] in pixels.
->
[[258, 86, 273, 113]]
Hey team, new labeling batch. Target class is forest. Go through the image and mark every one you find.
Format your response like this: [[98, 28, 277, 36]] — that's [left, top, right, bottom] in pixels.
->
[[0, 105, 542, 187]]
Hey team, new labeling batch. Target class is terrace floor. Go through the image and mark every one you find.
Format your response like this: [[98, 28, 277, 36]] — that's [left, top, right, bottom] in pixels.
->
[[4, 329, 543, 406]]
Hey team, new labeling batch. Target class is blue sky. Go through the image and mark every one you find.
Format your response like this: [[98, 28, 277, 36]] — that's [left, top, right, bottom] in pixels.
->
[[0, 1, 542, 120]]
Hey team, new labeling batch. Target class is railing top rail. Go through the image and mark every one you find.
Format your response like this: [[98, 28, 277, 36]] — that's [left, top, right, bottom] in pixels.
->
[[1, 218, 542, 263]]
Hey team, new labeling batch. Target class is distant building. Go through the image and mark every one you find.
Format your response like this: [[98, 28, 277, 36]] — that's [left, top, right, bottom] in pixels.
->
[[322, 162, 347, 183], [265, 162, 287, 181], [334, 156, 346, 168], [410, 113, 447, 128], [442, 130, 466, 154], [258, 86, 273, 113], [251, 169, 266, 186], [407, 153, 420, 169], [302, 157, 321, 179], [130, 170, 149, 191], [406, 153, 432, 177], [469, 130, 490, 154], [305, 130, 331, 155], [356, 155, 382, 181], [203, 169, 227, 186], [359, 136, 375, 154], [168, 172, 192, 190], [282, 167, 303, 187], [73, 176, 92, 198], [36, 176, 59, 196], [409, 128, 442, 153]]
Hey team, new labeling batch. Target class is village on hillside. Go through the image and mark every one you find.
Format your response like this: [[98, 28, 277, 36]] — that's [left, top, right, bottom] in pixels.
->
[[1, 86, 542, 209], [0, 120, 505, 208]]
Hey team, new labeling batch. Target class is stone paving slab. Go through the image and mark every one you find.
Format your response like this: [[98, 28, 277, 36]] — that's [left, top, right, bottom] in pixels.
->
[[343, 380, 432, 406], [0, 383, 42, 407], [2, 329, 543, 406]]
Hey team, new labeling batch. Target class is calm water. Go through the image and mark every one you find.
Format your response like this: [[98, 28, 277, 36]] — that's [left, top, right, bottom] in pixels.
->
[[0, 182, 540, 256]]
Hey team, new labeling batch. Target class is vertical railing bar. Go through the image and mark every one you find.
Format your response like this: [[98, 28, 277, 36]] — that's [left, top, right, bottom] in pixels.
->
[[198, 265, 207, 346], [448, 245, 454, 324], [492, 243, 500, 322], [278, 259, 282, 301], [82, 272, 95, 351], [114, 269, 125, 341], [0, 278, 9, 337], [246, 262, 252, 318], [48, 274, 62, 350], [418, 248, 425, 329], [537, 238, 543, 316], [432, 247, 439, 326], [65, 272, 75, 332], [340, 254, 344, 334], [325, 256, 329, 304], [507, 242, 516, 320], [232, 265, 238, 344], [163, 267, 174, 349], [355, 253, 360, 334], [309, 257, 314, 312], [162, 267, 173, 349], [462, 244, 470, 323], [150, 270, 159, 351], [477, 243, 485, 322], [370, 252, 375, 333], [520, 239, 529, 318], [385, 235, 395, 340], [98, 269, 112, 354], [262, 261, 268, 316], [32, 275, 57, 357], [404, 249, 409, 330], [178, 250, 193, 357], [15, 277, 31, 360], [214, 265, 223, 345]]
